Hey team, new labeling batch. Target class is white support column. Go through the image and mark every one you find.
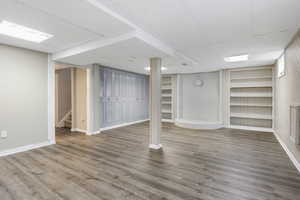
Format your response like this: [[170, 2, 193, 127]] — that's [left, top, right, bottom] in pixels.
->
[[86, 66, 94, 136], [149, 57, 162, 150], [86, 65, 102, 136], [48, 54, 56, 144], [71, 68, 75, 131]]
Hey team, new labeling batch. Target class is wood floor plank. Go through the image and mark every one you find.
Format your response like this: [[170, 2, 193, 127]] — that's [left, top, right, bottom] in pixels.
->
[[1, 122, 300, 200]]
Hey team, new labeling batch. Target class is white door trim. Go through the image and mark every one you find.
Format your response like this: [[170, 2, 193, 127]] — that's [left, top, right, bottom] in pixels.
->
[[48, 54, 56, 144]]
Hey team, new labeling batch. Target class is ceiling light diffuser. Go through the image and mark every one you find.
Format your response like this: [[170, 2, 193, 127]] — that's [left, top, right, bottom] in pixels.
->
[[0, 20, 53, 43], [224, 54, 249, 62], [144, 67, 167, 71]]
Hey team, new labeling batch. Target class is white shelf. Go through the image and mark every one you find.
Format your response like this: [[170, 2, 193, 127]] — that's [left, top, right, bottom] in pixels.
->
[[162, 109, 172, 114], [231, 82, 272, 88], [162, 119, 174, 123], [231, 76, 272, 81], [231, 93, 272, 98], [162, 75, 174, 121], [229, 67, 274, 131], [162, 86, 172, 90], [230, 113, 272, 120], [230, 125, 273, 133], [230, 103, 272, 107], [162, 94, 172, 97]]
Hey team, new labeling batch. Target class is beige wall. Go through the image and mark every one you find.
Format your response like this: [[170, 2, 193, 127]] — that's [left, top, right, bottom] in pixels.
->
[[178, 72, 220, 122], [55, 67, 71, 125], [275, 29, 300, 163], [0, 44, 49, 151], [73, 68, 87, 131]]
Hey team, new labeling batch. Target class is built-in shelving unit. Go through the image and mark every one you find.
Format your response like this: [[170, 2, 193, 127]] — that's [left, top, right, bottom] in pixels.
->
[[229, 66, 274, 132], [162, 75, 173, 122]]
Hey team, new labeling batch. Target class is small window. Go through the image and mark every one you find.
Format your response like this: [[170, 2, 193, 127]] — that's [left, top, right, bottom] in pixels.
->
[[278, 54, 285, 78]]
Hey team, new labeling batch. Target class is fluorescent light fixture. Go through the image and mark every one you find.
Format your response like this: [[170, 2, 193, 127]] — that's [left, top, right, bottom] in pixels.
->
[[224, 54, 249, 62], [144, 66, 167, 71], [0, 20, 53, 43]]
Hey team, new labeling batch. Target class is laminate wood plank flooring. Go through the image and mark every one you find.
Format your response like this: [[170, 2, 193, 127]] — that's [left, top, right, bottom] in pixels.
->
[[1, 122, 300, 200]]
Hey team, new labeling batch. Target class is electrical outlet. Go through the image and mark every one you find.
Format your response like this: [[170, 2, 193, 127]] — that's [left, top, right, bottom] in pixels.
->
[[1, 130, 7, 138]]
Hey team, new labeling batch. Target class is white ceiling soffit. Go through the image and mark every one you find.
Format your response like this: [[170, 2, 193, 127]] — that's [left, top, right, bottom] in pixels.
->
[[51, 0, 198, 74], [54, 32, 196, 74], [95, 0, 300, 71], [57, 37, 169, 74], [1, 0, 299, 73]]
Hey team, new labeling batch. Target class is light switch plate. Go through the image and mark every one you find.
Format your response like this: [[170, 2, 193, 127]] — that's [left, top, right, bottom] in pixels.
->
[[1, 130, 7, 138]]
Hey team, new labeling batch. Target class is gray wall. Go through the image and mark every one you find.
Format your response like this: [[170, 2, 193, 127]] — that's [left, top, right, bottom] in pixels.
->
[[99, 66, 149, 128], [275, 30, 300, 164], [0, 44, 49, 151], [179, 71, 220, 122]]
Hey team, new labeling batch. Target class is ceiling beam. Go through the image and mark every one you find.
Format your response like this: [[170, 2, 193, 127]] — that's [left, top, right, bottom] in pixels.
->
[[135, 30, 175, 56], [53, 0, 199, 65]]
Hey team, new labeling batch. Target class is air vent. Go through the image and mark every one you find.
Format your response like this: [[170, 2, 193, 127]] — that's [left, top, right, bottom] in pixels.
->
[[290, 104, 300, 144]]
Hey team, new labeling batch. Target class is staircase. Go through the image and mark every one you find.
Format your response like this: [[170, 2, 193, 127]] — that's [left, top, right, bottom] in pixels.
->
[[64, 113, 72, 128], [57, 111, 72, 129]]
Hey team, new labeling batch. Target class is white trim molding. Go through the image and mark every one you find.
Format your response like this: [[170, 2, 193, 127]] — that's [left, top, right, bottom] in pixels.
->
[[175, 119, 224, 130], [274, 131, 300, 173], [73, 119, 149, 135], [71, 128, 88, 134], [100, 119, 149, 132], [0, 140, 54, 157]]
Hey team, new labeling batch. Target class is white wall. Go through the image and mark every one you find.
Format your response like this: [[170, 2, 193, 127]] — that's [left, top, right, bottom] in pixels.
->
[[86, 65, 102, 134], [73, 68, 87, 131], [0, 44, 49, 152], [178, 71, 220, 122], [275, 29, 300, 164]]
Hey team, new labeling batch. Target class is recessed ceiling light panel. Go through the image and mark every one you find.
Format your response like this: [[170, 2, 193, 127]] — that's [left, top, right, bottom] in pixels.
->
[[144, 66, 167, 71], [224, 54, 249, 62], [0, 20, 53, 43]]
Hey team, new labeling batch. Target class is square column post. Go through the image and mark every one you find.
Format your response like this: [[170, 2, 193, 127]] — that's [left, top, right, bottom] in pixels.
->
[[149, 57, 162, 150]]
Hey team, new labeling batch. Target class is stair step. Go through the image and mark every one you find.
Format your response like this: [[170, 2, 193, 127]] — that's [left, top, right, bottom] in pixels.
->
[[65, 123, 72, 128]]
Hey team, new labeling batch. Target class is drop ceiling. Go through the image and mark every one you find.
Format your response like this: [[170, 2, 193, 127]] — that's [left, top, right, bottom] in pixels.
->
[[0, 0, 299, 74]]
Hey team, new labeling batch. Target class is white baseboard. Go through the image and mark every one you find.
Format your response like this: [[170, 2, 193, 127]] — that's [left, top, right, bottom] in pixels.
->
[[175, 119, 224, 130], [100, 119, 149, 132], [0, 140, 54, 157], [274, 131, 300, 173], [71, 119, 148, 135], [149, 144, 163, 150], [87, 130, 101, 136], [230, 125, 273, 133], [71, 128, 87, 134]]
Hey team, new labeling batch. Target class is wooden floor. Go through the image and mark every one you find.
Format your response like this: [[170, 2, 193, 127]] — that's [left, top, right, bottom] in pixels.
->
[[1, 122, 300, 200]]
